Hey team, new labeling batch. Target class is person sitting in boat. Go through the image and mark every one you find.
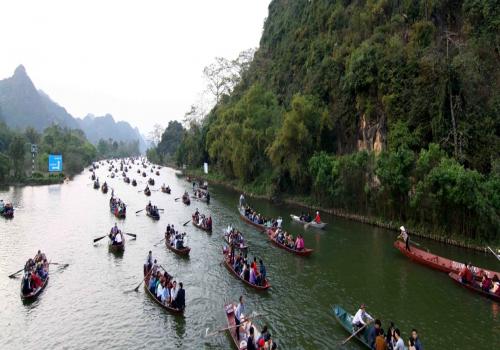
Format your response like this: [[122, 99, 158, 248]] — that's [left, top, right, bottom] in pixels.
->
[[480, 272, 492, 292], [173, 282, 185, 310], [175, 233, 185, 249], [352, 304, 374, 330], [111, 223, 119, 235], [22, 274, 33, 295], [490, 275, 500, 295], [166, 224, 171, 235], [295, 234, 305, 251], [144, 251, 153, 275], [459, 262, 474, 284], [368, 319, 382, 349], [156, 279, 164, 300], [113, 231, 123, 245], [37, 261, 48, 280], [31, 270, 43, 289], [161, 281, 170, 304]]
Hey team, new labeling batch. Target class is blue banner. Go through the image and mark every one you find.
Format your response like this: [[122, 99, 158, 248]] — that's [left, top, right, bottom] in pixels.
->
[[48, 154, 63, 172]]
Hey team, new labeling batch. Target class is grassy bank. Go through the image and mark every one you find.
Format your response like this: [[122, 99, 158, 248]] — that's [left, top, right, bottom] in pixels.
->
[[183, 168, 498, 252], [1, 173, 66, 186]]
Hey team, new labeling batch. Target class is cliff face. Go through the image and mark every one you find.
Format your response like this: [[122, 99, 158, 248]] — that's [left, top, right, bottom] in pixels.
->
[[234, 0, 499, 172]]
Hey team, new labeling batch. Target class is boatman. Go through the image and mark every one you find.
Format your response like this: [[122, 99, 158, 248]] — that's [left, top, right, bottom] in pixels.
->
[[351, 304, 374, 331], [239, 194, 245, 208], [398, 226, 410, 252], [314, 211, 321, 224]]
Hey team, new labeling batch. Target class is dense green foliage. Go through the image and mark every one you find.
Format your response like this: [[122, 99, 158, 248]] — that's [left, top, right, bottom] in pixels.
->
[[175, 0, 499, 242], [0, 122, 140, 183]]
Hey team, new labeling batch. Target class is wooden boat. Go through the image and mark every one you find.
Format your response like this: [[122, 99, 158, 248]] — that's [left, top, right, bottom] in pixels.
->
[[156, 171, 160, 176], [265, 228, 313, 256], [110, 202, 126, 219], [143, 274, 184, 314], [222, 249, 270, 291], [93, 180, 100, 189], [146, 206, 160, 220], [132, 179, 137, 186], [137, 169, 141, 174], [20, 264, 50, 301], [148, 178, 155, 186], [110, 172, 115, 178], [161, 186, 171, 194], [124, 177, 130, 184], [192, 214, 212, 232], [142, 172, 147, 177], [0, 204, 14, 218], [290, 214, 327, 229], [182, 195, 191, 205], [449, 272, 500, 302], [101, 183, 108, 194], [108, 237, 125, 252], [394, 240, 500, 277], [144, 188, 151, 196], [91, 173, 96, 180], [224, 302, 264, 349], [165, 234, 191, 256], [332, 305, 374, 349], [238, 207, 268, 231]]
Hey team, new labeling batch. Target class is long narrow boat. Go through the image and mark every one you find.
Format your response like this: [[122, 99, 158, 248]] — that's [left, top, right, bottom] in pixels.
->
[[224, 302, 265, 349], [143, 274, 184, 314], [238, 207, 268, 231], [101, 183, 108, 194], [222, 250, 270, 291], [290, 214, 327, 229], [182, 195, 191, 205], [394, 240, 500, 277], [161, 186, 171, 194], [165, 236, 191, 256], [146, 206, 160, 220], [192, 215, 212, 233], [332, 305, 373, 349], [448, 272, 500, 302], [20, 264, 50, 301], [265, 228, 313, 256]]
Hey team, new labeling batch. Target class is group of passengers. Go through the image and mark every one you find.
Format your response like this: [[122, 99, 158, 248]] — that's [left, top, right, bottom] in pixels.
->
[[109, 196, 126, 216], [242, 206, 282, 228], [21, 250, 49, 295], [144, 251, 186, 310], [193, 209, 212, 230], [225, 226, 247, 249], [459, 263, 500, 296], [165, 224, 187, 250], [269, 228, 305, 251], [225, 247, 267, 287], [108, 223, 124, 245]]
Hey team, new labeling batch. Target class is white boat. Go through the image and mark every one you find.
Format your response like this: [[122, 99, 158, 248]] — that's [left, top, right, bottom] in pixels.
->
[[290, 214, 327, 229]]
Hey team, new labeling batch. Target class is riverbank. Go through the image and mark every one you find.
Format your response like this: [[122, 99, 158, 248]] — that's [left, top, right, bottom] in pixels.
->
[[182, 168, 497, 252], [0, 173, 66, 187]]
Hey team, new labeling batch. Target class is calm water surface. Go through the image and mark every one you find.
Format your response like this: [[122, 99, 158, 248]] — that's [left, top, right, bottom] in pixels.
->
[[0, 164, 499, 349]]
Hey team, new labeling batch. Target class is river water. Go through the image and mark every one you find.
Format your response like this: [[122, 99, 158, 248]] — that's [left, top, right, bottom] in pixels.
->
[[0, 164, 498, 349]]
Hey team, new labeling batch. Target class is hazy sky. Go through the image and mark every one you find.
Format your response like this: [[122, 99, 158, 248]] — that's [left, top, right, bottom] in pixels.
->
[[0, 0, 270, 134]]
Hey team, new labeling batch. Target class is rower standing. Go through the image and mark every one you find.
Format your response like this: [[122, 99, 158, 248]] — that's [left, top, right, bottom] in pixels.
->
[[239, 194, 245, 208], [235, 295, 245, 341], [398, 226, 410, 252], [314, 211, 321, 223]]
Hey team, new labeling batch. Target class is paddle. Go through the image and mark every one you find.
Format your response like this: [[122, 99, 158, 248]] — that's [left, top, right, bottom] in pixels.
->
[[341, 320, 373, 345], [154, 238, 165, 247], [174, 198, 180, 201], [49, 262, 69, 268], [487, 246, 500, 261], [183, 220, 191, 226], [124, 232, 137, 239], [130, 267, 154, 293], [205, 312, 265, 337], [8, 268, 24, 278], [93, 235, 108, 243], [135, 209, 145, 214]]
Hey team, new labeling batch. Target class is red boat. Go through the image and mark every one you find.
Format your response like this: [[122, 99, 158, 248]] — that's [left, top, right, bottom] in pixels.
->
[[449, 272, 500, 302], [265, 228, 313, 257], [394, 240, 500, 277], [222, 249, 270, 291], [238, 207, 267, 231]]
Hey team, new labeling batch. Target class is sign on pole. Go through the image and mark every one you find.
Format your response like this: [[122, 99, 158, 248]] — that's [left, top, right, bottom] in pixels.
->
[[203, 162, 208, 174], [48, 154, 63, 172]]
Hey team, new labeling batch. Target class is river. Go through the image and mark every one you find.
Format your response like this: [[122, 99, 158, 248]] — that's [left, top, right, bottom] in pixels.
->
[[0, 164, 498, 349]]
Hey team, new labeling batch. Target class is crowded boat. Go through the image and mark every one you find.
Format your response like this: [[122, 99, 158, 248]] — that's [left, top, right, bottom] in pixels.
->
[[0, 199, 14, 218], [146, 201, 160, 220], [108, 223, 124, 247], [267, 228, 313, 256], [192, 209, 212, 231], [161, 184, 171, 194], [223, 246, 270, 290], [224, 225, 248, 250], [21, 250, 49, 299], [193, 188, 210, 204], [240, 205, 282, 229], [109, 195, 126, 218], [165, 224, 188, 251]]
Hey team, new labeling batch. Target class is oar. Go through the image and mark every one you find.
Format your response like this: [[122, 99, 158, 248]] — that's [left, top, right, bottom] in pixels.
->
[[183, 220, 191, 226], [135, 209, 145, 214], [205, 312, 265, 337], [130, 267, 154, 293], [174, 198, 180, 201], [157, 208, 165, 211], [93, 235, 108, 243], [154, 238, 165, 247], [124, 232, 137, 239], [8, 268, 24, 278], [137, 190, 144, 193], [49, 262, 69, 268], [341, 320, 373, 345], [487, 246, 500, 261]]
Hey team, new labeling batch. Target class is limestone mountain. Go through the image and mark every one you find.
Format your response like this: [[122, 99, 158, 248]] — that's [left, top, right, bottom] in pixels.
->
[[0, 65, 145, 150]]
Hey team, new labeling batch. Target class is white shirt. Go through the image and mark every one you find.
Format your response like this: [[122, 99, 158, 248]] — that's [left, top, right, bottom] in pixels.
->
[[401, 230, 408, 241], [235, 302, 245, 322], [171, 287, 178, 300], [277, 218, 283, 228], [115, 233, 122, 243], [352, 308, 372, 325], [156, 284, 163, 299]]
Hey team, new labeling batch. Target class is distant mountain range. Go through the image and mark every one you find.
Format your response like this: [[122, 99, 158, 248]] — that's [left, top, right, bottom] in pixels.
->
[[0, 65, 146, 151]]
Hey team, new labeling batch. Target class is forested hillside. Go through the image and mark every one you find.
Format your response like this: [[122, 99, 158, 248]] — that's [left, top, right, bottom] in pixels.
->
[[175, 0, 499, 243]]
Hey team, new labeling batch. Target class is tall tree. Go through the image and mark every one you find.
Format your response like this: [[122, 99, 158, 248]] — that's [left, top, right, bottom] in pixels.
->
[[8, 135, 26, 178]]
